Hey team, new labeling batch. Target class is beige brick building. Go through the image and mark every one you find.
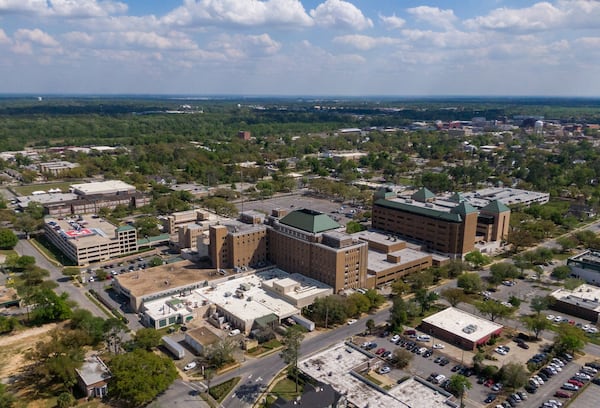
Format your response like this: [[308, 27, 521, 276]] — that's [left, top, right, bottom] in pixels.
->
[[372, 188, 510, 258]]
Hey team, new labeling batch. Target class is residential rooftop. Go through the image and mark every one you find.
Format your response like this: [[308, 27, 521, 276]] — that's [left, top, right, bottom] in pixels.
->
[[422, 307, 504, 342]]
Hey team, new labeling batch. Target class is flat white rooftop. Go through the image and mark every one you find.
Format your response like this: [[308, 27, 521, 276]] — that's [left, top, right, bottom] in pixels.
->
[[300, 342, 450, 408], [261, 271, 332, 302], [70, 180, 135, 196], [551, 284, 600, 312], [367, 248, 430, 273], [422, 307, 503, 342], [18, 192, 78, 207], [196, 270, 299, 325]]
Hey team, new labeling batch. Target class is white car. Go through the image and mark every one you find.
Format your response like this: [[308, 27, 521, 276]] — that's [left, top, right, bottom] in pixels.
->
[[553, 315, 563, 323], [89, 276, 95, 282], [432, 343, 444, 349], [378, 365, 391, 374], [586, 327, 599, 334], [416, 334, 431, 342], [390, 334, 401, 343], [347, 319, 357, 325], [533, 375, 545, 384], [547, 400, 563, 407], [184, 361, 197, 371], [549, 363, 562, 372], [546, 314, 555, 320]]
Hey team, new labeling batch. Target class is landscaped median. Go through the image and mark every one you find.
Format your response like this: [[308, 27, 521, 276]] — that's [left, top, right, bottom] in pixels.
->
[[208, 377, 241, 403]]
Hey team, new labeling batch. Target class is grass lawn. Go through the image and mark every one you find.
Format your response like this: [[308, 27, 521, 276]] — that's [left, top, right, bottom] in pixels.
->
[[270, 377, 303, 401], [11, 181, 77, 196], [209, 377, 240, 402]]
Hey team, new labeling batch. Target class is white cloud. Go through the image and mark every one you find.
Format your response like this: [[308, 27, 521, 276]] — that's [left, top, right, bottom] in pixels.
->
[[15, 28, 59, 47], [62, 31, 94, 45], [462, 1, 600, 33], [333, 34, 401, 51], [310, 0, 373, 30], [379, 13, 405, 30], [163, 0, 312, 27], [208, 33, 281, 59], [400, 29, 485, 49], [48, 0, 127, 18], [0, 0, 127, 17], [0, 28, 10, 44], [0, 0, 46, 15], [407, 6, 457, 30]]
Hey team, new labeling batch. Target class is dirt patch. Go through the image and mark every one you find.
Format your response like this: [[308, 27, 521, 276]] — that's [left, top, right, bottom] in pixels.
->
[[0, 323, 59, 387]]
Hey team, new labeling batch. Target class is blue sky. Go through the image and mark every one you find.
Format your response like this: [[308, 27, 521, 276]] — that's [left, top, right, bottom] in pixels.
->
[[1, 0, 600, 96]]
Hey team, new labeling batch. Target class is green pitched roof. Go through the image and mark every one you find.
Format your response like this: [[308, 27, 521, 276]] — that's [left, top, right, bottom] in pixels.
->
[[411, 187, 436, 202], [374, 198, 463, 222], [449, 192, 465, 203], [450, 201, 478, 215], [279, 209, 340, 233], [481, 200, 510, 214]]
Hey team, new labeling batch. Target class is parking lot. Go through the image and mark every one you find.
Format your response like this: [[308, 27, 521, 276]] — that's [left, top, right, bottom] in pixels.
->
[[351, 324, 600, 408]]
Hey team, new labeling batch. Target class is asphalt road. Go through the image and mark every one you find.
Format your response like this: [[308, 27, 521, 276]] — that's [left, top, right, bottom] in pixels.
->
[[214, 306, 392, 408], [15, 239, 107, 318]]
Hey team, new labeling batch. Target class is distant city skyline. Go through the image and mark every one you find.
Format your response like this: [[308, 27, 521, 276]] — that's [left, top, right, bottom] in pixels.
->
[[1, 1, 600, 96]]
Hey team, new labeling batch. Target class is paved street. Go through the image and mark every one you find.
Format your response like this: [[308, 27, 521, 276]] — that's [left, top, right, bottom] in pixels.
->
[[15, 239, 107, 318]]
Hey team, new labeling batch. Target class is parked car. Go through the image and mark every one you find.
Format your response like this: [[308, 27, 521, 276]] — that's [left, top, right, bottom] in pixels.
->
[[554, 390, 572, 398], [184, 361, 197, 371], [561, 383, 579, 391], [375, 347, 385, 355], [416, 334, 431, 342], [484, 394, 497, 403], [378, 366, 391, 374], [432, 343, 444, 349], [517, 342, 529, 349]]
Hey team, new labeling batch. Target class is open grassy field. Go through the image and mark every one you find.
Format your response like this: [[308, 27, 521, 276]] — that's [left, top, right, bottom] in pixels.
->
[[11, 181, 77, 196]]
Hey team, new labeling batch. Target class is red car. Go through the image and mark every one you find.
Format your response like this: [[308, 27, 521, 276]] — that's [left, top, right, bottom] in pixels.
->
[[483, 379, 494, 387], [375, 348, 386, 355], [554, 390, 572, 398], [568, 379, 584, 387]]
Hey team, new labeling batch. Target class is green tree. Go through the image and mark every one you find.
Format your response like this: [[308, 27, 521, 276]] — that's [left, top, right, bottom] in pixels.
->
[[489, 263, 520, 284], [464, 251, 490, 269], [56, 392, 75, 408], [409, 269, 434, 291], [474, 300, 514, 322], [555, 323, 587, 355], [104, 318, 126, 354], [522, 315, 551, 340], [391, 279, 410, 296], [0, 228, 17, 249], [0, 315, 18, 334], [26, 329, 84, 392], [109, 349, 177, 408], [366, 319, 375, 335], [134, 216, 161, 238], [149, 256, 163, 267], [441, 288, 467, 307], [69, 309, 105, 346], [345, 293, 370, 317], [0, 383, 15, 408], [456, 273, 482, 294], [448, 374, 472, 403], [498, 362, 529, 391], [30, 289, 72, 324], [529, 296, 553, 315], [389, 296, 408, 331], [414, 289, 438, 315], [391, 348, 413, 369], [206, 337, 236, 368], [309, 295, 347, 328], [132, 328, 162, 350], [556, 236, 577, 253], [281, 325, 305, 392], [345, 220, 365, 234], [551, 265, 571, 280], [363, 289, 385, 311]]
